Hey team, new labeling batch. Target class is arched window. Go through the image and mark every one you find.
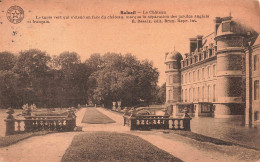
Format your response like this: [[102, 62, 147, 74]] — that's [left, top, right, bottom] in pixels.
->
[[254, 80, 259, 100]]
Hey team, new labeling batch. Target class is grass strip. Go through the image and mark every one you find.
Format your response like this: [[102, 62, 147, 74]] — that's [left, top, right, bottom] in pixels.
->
[[171, 130, 260, 150], [62, 131, 182, 162], [0, 131, 51, 147], [81, 108, 115, 124]]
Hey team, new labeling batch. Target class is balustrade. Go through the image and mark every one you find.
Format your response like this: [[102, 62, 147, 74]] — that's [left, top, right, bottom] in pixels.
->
[[5, 108, 76, 136], [123, 111, 191, 131]]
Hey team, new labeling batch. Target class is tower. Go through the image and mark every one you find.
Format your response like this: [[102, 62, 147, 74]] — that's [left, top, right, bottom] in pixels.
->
[[214, 16, 258, 117], [165, 50, 183, 108]]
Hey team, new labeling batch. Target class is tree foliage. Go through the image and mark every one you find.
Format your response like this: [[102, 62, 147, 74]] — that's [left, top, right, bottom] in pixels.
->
[[0, 52, 16, 71], [0, 50, 161, 108], [87, 53, 159, 107]]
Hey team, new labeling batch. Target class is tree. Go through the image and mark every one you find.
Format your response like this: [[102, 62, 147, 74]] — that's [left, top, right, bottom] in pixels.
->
[[0, 51, 16, 71], [12, 49, 51, 107], [54, 51, 81, 70], [155, 83, 166, 104], [0, 71, 20, 108], [86, 53, 159, 107], [14, 49, 51, 77], [53, 52, 89, 106]]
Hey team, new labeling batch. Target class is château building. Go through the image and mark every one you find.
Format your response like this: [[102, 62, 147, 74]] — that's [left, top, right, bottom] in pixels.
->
[[165, 15, 259, 126]]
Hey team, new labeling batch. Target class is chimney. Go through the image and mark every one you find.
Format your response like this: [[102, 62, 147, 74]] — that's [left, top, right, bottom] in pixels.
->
[[197, 35, 203, 52], [214, 17, 222, 36], [189, 38, 197, 53]]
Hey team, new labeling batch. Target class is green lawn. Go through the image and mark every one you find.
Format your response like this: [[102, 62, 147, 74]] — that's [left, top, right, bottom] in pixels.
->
[[81, 108, 115, 124], [61, 132, 182, 162]]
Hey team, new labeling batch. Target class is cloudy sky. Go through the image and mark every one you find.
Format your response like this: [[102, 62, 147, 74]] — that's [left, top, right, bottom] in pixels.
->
[[0, 0, 259, 85]]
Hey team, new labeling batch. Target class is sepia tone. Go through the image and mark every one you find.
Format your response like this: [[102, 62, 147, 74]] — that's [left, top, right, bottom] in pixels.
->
[[0, 0, 260, 161]]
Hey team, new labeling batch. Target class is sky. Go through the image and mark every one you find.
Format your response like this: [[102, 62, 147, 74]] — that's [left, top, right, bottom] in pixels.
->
[[0, 0, 259, 85]]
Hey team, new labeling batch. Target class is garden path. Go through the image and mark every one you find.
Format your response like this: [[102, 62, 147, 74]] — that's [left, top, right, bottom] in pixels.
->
[[0, 107, 259, 162]]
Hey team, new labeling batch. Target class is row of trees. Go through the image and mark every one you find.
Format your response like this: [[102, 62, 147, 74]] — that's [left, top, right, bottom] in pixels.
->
[[0, 49, 165, 108]]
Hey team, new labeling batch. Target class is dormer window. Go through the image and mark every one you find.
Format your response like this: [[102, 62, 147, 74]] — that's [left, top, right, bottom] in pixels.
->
[[209, 49, 213, 57], [222, 22, 231, 32]]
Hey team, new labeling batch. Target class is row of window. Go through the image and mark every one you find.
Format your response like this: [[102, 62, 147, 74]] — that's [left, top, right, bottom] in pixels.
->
[[168, 80, 259, 102], [182, 64, 216, 84], [181, 84, 216, 103], [181, 46, 216, 68], [176, 80, 259, 102]]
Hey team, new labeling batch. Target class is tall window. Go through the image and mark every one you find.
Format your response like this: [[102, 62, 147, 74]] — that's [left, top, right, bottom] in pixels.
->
[[213, 64, 216, 77], [208, 85, 210, 101], [209, 49, 213, 57], [202, 86, 204, 101], [189, 88, 191, 102], [169, 75, 173, 84], [254, 80, 259, 100], [182, 89, 184, 102], [198, 87, 200, 101], [185, 89, 187, 102], [197, 69, 200, 81], [185, 73, 187, 83], [168, 63, 172, 69], [189, 72, 191, 82], [207, 66, 211, 78], [181, 75, 184, 84], [202, 68, 205, 80], [193, 71, 196, 82], [193, 88, 195, 101], [213, 84, 216, 102], [254, 55, 259, 71], [169, 89, 173, 100]]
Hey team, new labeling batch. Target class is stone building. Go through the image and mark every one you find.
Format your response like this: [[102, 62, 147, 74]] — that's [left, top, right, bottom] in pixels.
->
[[165, 15, 259, 120]]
